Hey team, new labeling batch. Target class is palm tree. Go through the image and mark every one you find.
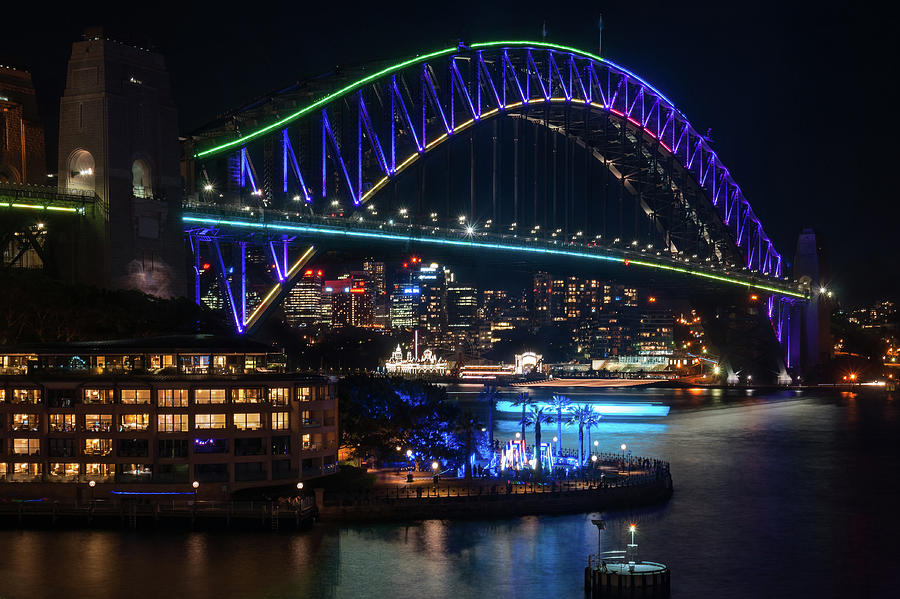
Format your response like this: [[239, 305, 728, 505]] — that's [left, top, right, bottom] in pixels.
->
[[511, 391, 533, 441], [478, 384, 500, 451], [521, 404, 554, 481], [567, 404, 594, 467], [585, 410, 601, 461], [457, 409, 483, 482], [548, 394, 571, 458]]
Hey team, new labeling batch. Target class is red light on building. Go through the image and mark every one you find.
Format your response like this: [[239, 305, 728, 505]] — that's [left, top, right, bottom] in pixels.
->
[[750, 294, 758, 301], [624, 258, 630, 266], [201, 263, 211, 270], [648, 296, 657, 303], [304, 269, 313, 276], [349, 288, 366, 294], [403, 262, 408, 268], [317, 270, 323, 276]]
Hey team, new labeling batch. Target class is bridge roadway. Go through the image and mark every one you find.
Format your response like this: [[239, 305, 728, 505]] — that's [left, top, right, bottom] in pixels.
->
[[182, 203, 807, 300]]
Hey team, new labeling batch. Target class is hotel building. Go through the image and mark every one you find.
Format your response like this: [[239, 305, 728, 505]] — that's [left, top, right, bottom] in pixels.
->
[[0, 335, 338, 500]]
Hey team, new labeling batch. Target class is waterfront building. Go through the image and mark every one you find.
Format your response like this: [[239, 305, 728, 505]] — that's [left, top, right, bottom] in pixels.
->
[[384, 345, 447, 376], [0, 336, 338, 500]]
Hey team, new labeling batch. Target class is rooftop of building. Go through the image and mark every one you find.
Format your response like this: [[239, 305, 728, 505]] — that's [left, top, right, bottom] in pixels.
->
[[0, 334, 279, 356]]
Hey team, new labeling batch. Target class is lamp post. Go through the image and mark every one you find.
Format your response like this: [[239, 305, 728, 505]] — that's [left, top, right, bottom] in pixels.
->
[[88, 479, 95, 504], [431, 461, 440, 486], [192, 480, 199, 502]]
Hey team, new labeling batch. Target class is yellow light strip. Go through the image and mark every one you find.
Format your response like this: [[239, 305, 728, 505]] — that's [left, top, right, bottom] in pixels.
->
[[242, 245, 316, 330]]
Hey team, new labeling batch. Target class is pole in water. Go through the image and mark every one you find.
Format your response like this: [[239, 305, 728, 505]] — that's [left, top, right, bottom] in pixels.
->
[[592, 519, 606, 560]]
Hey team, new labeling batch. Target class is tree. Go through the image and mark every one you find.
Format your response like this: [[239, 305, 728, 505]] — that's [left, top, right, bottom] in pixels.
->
[[478, 384, 500, 450], [521, 404, 554, 481], [567, 404, 594, 467], [548, 394, 571, 457], [511, 391, 534, 441], [585, 410, 601, 460], [457, 409, 483, 482]]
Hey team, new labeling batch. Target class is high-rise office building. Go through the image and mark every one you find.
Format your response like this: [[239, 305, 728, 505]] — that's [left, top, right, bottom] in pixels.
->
[[389, 283, 421, 329], [284, 269, 323, 327], [447, 286, 478, 330]]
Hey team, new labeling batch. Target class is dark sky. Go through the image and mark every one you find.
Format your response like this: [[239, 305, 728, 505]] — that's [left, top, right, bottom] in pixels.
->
[[3, 0, 897, 305]]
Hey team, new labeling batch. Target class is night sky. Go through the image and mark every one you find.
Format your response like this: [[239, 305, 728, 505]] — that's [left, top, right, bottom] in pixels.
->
[[3, 1, 897, 304]]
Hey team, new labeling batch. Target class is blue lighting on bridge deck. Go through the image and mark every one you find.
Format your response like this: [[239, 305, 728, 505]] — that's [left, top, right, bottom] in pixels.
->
[[496, 400, 670, 419]]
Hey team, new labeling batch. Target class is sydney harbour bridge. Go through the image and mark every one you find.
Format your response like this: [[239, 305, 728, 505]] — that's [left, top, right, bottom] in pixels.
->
[[1, 39, 819, 381]]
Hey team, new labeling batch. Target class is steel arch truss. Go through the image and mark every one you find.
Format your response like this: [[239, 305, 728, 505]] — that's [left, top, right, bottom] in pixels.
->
[[186, 228, 315, 334], [192, 41, 783, 278]]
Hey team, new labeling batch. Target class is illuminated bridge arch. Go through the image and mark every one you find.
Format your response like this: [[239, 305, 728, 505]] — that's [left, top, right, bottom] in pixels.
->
[[190, 40, 783, 278], [186, 41, 804, 350]]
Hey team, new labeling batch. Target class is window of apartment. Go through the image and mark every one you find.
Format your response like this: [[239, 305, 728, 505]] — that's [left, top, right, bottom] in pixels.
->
[[158, 389, 188, 407], [49, 413, 76, 432], [148, 354, 175, 370], [84, 414, 113, 432], [83, 438, 112, 456], [233, 388, 264, 403], [117, 464, 152, 481], [296, 386, 311, 402], [180, 354, 210, 374], [12, 462, 41, 478], [119, 413, 150, 432], [0, 389, 5, 402], [234, 437, 265, 456], [302, 433, 312, 450], [48, 438, 76, 458], [157, 414, 188, 433], [13, 439, 40, 455], [120, 389, 151, 404], [11, 388, 41, 404], [12, 413, 39, 431], [158, 439, 189, 459], [271, 411, 289, 430], [48, 462, 80, 480], [244, 355, 261, 372], [194, 438, 229, 454], [195, 389, 226, 404], [195, 463, 229, 482], [272, 435, 291, 455], [84, 388, 114, 404], [233, 413, 262, 431], [118, 439, 149, 457], [84, 463, 115, 480], [195, 413, 226, 429], [234, 461, 265, 481], [268, 387, 289, 406]]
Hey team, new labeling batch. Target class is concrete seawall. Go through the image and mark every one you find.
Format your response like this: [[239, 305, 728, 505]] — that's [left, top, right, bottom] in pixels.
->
[[317, 474, 673, 522]]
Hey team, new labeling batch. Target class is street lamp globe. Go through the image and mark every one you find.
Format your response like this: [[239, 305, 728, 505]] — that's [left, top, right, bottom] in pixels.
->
[[88, 480, 96, 488], [552, 436, 558, 443], [594, 441, 599, 447], [515, 432, 521, 440], [296, 482, 304, 490], [620, 443, 627, 452], [406, 449, 413, 458], [431, 461, 439, 471], [591, 455, 598, 463], [192, 481, 199, 490]]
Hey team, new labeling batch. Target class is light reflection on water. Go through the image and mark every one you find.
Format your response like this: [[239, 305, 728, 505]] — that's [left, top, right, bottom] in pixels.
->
[[0, 388, 898, 599]]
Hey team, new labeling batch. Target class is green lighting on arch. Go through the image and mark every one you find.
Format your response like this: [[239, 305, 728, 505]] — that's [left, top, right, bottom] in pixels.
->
[[182, 214, 806, 299], [192, 40, 671, 159]]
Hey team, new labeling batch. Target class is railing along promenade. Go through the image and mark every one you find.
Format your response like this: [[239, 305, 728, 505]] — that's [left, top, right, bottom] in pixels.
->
[[318, 454, 673, 521], [0, 182, 98, 214], [182, 202, 805, 298]]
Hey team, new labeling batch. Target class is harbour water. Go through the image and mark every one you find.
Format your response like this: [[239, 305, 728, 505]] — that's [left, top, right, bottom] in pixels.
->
[[0, 387, 898, 598]]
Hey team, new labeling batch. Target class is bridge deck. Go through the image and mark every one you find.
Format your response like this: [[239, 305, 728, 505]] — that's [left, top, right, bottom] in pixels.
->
[[0, 183, 97, 214]]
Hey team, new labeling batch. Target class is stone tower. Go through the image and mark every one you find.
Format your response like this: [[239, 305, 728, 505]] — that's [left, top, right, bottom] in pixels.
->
[[57, 27, 183, 297], [0, 65, 46, 184], [790, 228, 832, 372]]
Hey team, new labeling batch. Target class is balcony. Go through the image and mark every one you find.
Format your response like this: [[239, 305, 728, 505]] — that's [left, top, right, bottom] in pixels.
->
[[301, 418, 322, 428]]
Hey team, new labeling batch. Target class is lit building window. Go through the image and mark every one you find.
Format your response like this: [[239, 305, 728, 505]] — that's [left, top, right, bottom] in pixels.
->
[[12, 388, 40, 403], [48, 462, 80, 481], [0, 389, 5, 402], [13, 439, 41, 455], [49, 413, 76, 432], [302, 433, 312, 450], [0, 463, 6, 481], [12, 413, 39, 431], [119, 413, 150, 432], [157, 414, 188, 433], [233, 388, 264, 403], [84, 389, 114, 404], [84, 463, 114, 481], [158, 389, 188, 407], [120, 389, 151, 404], [271, 411, 289, 430], [297, 387, 311, 402], [83, 438, 112, 456], [195, 389, 226, 404], [195, 414, 227, 430], [233, 413, 262, 430], [84, 414, 113, 432], [12, 462, 42, 480], [268, 387, 289, 406]]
